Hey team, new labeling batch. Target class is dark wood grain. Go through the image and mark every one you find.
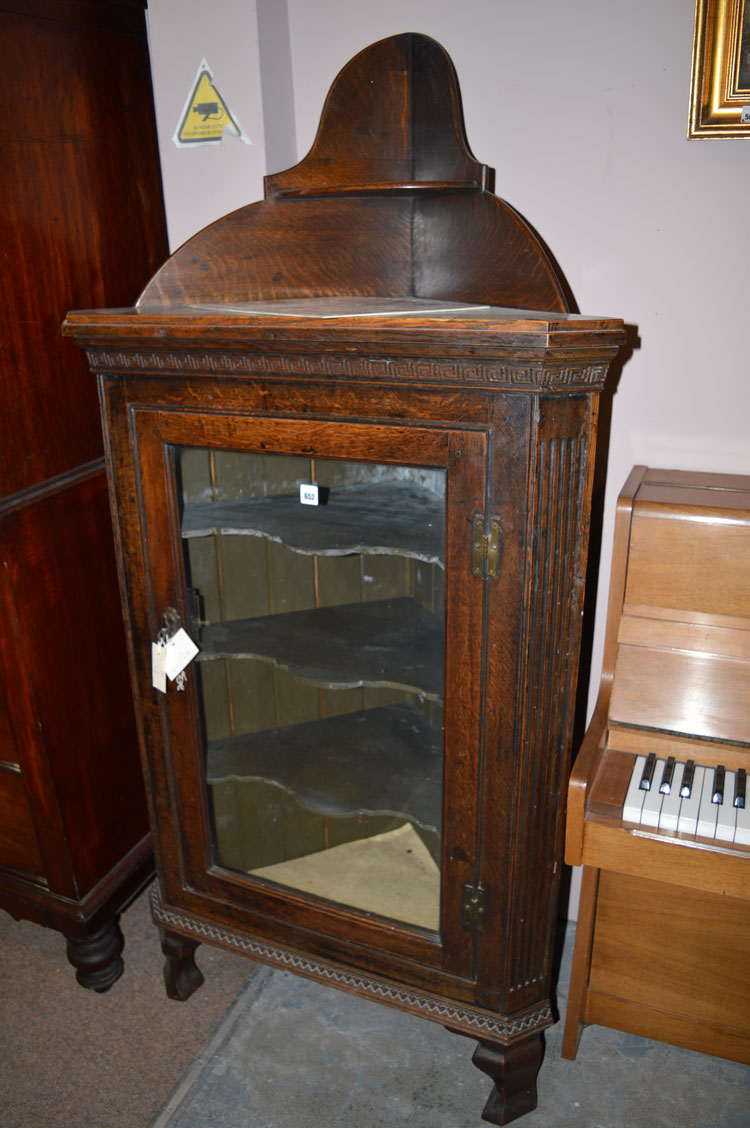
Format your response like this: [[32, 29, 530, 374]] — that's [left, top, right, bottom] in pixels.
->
[[471, 1034, 543, 1124], [0, 0, 165, 988], [264, 33, 488, 196], [65, 32, 625, 1120], [0, 472, 149, 892], [160, 928, 205, 1002], [414, 193, 569, 312], [0, 1, 167, 494]]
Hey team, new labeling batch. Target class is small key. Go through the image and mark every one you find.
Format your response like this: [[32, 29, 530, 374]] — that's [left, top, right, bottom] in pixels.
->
[[712, 765, 726, 805], [735, 768, 746, 810], [680, 759, 696, 799], [660, 755, 676, 795], [639, 752, 657, 791], [640, 759, 666, 828], [678, 765, 705, 834]]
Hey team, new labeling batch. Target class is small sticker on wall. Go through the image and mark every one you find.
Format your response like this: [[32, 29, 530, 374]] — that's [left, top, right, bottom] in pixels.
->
[[173, 59, 251, 147]]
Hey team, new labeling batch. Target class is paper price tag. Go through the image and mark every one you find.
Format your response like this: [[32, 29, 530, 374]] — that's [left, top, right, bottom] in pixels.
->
[[300, 483, 319, 506], [164, 627, 200, 681], [152, 640, 167, 693]]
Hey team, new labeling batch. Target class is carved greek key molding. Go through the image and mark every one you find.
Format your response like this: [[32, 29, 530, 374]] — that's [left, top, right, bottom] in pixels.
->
[[150, 889, 552, 1041], [87, 347, 606, 391]]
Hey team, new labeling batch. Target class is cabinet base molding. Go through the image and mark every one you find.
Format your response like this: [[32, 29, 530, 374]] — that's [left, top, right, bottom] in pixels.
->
[[150, 887, 552, 1045]]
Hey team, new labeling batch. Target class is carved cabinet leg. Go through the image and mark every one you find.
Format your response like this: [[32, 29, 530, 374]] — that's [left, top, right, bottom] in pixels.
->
[[65, 917, 125, 993], [160, 927, 204, 1000], [471, 1032, 544, 1125]]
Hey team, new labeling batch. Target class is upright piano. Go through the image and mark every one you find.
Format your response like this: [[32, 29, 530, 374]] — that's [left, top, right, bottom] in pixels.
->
[[562, 466, 750, 1064]]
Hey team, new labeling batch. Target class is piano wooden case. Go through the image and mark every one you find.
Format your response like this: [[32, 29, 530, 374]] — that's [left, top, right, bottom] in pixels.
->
[[563, 466, 750, 1064]]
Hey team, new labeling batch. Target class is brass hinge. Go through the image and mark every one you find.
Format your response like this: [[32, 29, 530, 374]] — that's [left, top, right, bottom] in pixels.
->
[[462, 881, 487, 932], [472, 513, 501, 578]]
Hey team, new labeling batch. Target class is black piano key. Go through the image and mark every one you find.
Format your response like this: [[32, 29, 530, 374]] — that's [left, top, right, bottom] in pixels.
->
[[735, 768, 747, 810], [659, 755, 676, 795], [712, 765, 725, 805], [680, 759, 695, 798], [639, 752, 656, 791]]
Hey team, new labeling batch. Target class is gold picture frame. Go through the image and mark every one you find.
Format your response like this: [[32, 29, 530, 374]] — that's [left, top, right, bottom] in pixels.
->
[[689, 0, 750, 137]]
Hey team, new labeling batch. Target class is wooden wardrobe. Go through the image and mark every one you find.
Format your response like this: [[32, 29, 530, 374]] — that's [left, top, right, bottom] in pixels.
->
[[0, 0, 167, 989]]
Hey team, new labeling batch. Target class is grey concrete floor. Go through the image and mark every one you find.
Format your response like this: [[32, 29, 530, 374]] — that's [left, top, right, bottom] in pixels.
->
[[149, 923, 750, 1128]]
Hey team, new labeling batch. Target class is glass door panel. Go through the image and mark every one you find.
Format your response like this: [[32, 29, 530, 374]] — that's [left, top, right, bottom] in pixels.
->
[[178, 448, 445, 933]]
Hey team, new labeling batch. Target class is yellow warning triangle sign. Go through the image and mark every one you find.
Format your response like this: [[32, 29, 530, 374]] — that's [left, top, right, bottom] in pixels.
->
[[174, 60, 250, 147]]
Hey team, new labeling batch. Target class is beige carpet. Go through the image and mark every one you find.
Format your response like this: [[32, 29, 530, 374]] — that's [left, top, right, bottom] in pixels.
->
[[0, 881, 252, 1128]]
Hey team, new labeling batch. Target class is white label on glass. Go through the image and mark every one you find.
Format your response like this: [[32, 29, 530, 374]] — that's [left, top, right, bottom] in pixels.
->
[[300, 483, 319, 506], [164, 628, 200, 681], [152, 640, 167, 693]]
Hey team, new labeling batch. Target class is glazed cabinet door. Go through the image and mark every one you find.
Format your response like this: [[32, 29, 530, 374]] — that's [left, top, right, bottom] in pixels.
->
[[131, 407, 488, 980]]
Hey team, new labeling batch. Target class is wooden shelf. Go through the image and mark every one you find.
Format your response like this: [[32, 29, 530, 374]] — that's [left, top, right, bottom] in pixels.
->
[[272, 181, 482, 199], [198, 596, 442, 701], [206, 702, 441, 834], [182, 481, 444, 565]]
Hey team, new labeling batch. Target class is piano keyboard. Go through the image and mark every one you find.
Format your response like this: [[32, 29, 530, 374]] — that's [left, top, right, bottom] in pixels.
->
[[623, 755, 750, 845]]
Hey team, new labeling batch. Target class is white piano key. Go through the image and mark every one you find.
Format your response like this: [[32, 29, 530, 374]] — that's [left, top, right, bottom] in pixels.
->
[[658, 761, 684, 832], [697, 767, 719, 838], [677, 765, 705, 835], [623, 755, 647, 824], [715, 770, 737, 842], [735, 800, 750, 846], [640, 758, 666, 828]]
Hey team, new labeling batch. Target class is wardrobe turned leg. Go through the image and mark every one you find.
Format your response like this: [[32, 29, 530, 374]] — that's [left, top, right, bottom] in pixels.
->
[[471, 1032, 544, 1125], [65, 917, 124, 993], [160, 927, 204, 1001]]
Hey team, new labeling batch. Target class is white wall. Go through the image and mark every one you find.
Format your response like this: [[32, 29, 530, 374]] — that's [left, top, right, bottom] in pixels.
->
[[282, 0, 749, 915], [146, 0, 275, 249]]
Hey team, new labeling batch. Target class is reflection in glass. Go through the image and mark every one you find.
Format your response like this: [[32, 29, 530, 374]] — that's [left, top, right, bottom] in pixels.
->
[[178, 449, 445, 932]]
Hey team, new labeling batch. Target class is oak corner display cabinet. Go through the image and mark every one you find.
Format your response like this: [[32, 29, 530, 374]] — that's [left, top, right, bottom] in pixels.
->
[[65, 34, 624, 1124]]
